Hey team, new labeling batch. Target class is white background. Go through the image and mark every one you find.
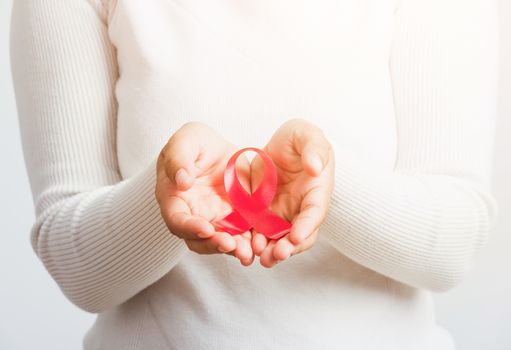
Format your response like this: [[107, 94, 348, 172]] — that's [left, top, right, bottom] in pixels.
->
[[1, 1, 510, 349]]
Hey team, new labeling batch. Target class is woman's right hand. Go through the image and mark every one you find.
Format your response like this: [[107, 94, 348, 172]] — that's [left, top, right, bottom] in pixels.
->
[[156, 122, 255, 266]]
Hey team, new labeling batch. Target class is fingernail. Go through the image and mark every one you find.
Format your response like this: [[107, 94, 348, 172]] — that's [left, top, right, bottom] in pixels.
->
[[175, 168, 189, 186], [197, 231, 211, 238]]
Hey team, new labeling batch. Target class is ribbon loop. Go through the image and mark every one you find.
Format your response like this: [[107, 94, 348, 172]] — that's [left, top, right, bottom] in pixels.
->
[[213, 147, 292, 240]]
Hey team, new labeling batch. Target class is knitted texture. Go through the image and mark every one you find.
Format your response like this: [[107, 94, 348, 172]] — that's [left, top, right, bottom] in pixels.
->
[[10, 0, 498, 348]]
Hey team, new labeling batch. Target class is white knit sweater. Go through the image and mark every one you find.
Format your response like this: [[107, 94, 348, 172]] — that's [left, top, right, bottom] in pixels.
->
[[10, 0, 498, 349]]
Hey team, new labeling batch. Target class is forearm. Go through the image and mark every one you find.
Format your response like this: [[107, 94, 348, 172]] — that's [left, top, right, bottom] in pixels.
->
[[32, 158, 187, 313], [321, 0, 499, 292], [322, 144, 497, 292], [10, 0, 187, 313]]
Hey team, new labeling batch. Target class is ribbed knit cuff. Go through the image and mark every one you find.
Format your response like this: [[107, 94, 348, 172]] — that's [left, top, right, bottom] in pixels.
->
[[320, 142, 496, 291], [37, 156, 189, 312]]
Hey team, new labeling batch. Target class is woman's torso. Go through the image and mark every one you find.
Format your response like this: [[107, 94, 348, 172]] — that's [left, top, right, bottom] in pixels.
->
[[84, 1, 455, 348]]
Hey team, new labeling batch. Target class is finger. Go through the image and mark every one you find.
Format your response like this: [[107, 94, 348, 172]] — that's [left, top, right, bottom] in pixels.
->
[[291, 121, 331, 176], [273, 235, 295, 261], [290, 229, 319, 256], [167, 211, 216, 240], [289, 205, 324, 244], [259, 240, 279, 268], [162, 196, 215, 239], [209, 231, 237, 253], [274, 228, 320, 261], [161, 122, 226, 191], [185, 232, 236, 255], [289, 203, 326, 245], [160, 131, 200, 191], [185, 237, 222, 255], [251, 231, 268, 256], [300, 137, 331, 176], [232, 232, 255, 266], [289, 187, 329, 244]]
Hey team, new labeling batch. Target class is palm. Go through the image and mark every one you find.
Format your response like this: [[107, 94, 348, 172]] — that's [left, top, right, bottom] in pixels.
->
[[253, 144, 330, 227], [190, 153, 253, 263], [268, 146, 302, 222], [157, 125, 254, 265], [170, 164, 234, 224], [167, 145, 252, 222], [271, 170, 319, 223], [249, 120, 334, 267]]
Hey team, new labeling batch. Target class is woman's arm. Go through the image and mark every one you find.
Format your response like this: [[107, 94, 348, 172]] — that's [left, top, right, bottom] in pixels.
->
[[321, 0, 499, 292], [10, 0, 187, 313]]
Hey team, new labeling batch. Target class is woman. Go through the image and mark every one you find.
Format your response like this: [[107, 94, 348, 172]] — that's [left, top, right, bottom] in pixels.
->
[[10, 0, 498, 349]]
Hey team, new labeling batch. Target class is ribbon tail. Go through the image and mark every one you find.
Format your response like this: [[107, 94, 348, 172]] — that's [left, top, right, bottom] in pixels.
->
[[212, 210, 251, 235], [250, 209, 292, 240]]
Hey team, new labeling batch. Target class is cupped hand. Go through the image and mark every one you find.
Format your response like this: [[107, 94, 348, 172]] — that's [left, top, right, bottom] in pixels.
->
[[156, 122, 254, 266], [250, 119, 335, 268]]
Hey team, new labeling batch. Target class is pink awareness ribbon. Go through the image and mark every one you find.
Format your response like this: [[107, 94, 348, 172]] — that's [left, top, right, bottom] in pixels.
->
[[212, 147, 292, 240]]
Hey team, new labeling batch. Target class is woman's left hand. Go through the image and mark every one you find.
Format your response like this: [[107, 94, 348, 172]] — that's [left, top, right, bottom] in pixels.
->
[[250, 119, 335, 268]]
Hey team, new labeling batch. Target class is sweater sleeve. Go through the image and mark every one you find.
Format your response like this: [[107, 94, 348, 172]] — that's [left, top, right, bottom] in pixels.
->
[[321, 0, 499, 292], [10, 0, 188, 313]]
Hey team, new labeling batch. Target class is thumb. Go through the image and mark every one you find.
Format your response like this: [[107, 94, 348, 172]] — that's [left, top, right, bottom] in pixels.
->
[[161, 143, 199, 192], [160, 124, 206, 191]]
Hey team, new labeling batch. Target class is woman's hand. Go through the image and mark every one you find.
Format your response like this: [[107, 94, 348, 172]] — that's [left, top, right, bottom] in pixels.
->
[[251, 119, 335, 268], [156, 122, 255, 266]]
